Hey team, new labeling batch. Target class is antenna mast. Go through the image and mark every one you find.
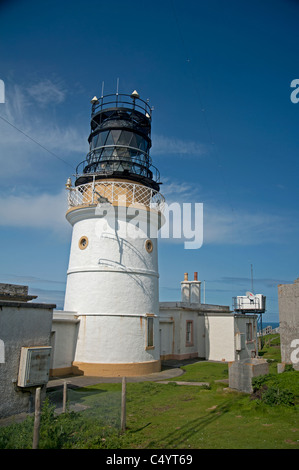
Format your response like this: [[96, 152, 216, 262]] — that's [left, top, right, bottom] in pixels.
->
[[251, 264, 254, 294]]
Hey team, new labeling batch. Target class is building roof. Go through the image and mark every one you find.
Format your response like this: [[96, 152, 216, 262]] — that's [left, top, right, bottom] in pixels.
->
[[0, 300, 56, 309], [0, 283, 55, 308]]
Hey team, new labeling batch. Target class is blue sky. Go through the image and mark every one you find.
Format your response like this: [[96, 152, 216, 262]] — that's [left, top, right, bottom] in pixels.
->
[[0, 0, 298, 322]]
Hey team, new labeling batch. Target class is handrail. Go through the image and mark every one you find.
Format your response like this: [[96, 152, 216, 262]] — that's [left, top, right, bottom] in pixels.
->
[[75, 148, 160, 183], [88, 145, 152, 165], [92, 93, 152, 118], [67, 180, 165, 213]]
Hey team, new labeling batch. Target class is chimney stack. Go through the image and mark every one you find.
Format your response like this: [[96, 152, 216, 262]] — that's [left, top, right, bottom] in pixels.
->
[[181, 271, 201, 304]]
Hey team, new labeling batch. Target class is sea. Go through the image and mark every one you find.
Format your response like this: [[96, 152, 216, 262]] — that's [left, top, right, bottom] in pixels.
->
[[258, 321, 279, 332]]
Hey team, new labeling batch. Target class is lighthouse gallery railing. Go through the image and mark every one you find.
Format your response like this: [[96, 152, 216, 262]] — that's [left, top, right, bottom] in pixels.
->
[[67, 180, 165, 212]]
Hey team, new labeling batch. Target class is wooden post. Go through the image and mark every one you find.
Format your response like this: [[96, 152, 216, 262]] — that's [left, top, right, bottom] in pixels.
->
[[121, 377, 126, 433], [62, 380, 67, 413], [32, 387, 41, 449]]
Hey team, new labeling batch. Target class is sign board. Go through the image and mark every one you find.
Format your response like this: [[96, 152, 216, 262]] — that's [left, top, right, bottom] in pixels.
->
[[18, 346, 52, 387]]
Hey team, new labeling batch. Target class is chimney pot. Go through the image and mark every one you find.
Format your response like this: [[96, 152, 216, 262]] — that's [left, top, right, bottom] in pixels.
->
[[184, 273, 188, 281], [194, 272, 198, 281]]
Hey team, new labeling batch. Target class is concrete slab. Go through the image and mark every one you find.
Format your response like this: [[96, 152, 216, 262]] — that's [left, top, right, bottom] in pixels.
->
[[47, 367, 184, 390], [228, 357, 269, 393], [157, 381, 210, 387]]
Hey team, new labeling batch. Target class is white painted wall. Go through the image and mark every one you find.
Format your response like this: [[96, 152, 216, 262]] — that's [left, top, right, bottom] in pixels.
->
[[50, 308, 258, 371], [64, 206, 160, 315], [73, 314, 160, 364], [178, 311, 199, 358], [205, 314, 235, 362], [0, 303, 53, 418], [159, 319, 174, 358], [234, 315, 258, 360], [63, 204, 162, 365], [197, 315, 206, 358], [158, 306, 257, 363], [51, 311, 79, 371]]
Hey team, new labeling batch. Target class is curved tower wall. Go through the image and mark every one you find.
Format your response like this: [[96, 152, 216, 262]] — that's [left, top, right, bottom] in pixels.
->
[[64, 204, 162, 375]]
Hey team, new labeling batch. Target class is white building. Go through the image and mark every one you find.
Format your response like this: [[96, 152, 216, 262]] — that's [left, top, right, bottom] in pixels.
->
[[51, 271, 258, 376], [159, 272, 258, 363], [233, 292, 266, 313]]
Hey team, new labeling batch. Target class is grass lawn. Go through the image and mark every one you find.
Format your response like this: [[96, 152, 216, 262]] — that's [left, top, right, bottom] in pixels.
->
[[1, 333, 299, 449], [75, 336, 299, 449], [77, 371, 299, 449], [258, 333, 282, 373]]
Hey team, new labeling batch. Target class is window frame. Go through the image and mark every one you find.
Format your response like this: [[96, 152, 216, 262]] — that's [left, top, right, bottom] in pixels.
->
[[186, 320, 194, 347], [246, 322, 253, 342], [145, 314, 155, 350]]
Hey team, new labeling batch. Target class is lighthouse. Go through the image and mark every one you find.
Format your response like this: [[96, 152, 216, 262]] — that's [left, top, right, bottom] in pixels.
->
[[63, 90, 165, 376]]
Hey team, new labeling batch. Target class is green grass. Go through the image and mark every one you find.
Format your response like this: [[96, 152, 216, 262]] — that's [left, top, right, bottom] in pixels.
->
[[168, 360, 228, 383], [121, 349, 299, 449], [1, 334, 299, 449], [259, 333, 282, 373]]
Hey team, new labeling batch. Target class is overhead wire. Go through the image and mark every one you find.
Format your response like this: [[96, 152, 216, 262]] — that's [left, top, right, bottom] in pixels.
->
[[0, 113, 75, 170]]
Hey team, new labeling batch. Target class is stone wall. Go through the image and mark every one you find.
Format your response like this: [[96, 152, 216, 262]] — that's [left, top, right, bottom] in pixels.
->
[[0, 301, 54, 419], [228, 358, 269, 393], [278, 277, 299, 370]]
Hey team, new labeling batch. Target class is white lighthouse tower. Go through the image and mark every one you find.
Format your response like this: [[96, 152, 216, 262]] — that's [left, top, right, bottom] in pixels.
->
[[63, 90, 165, 376]]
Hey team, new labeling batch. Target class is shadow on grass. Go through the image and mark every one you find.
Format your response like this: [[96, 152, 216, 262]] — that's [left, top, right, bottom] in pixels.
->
[[144, 398, 241, 448], [47, 385, 108, 407], [131, 422, 152, 433], [161, 358, 205, 371]]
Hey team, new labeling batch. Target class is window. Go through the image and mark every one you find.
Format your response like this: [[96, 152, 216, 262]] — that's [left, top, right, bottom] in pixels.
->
[[145, 239, 153, 253], [186, 320, 193, 346], [0, 339, 4, 364], [146, 316, 154, 349], [246, 322, 253, 342], [79, 236, 88, 250]]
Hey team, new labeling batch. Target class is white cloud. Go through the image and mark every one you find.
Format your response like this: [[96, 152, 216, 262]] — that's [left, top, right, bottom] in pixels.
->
[[0, 190, 70, 235], [0, 79, 87, 179], [203, 204, 298, 245], [0, 162, 295, 250], [31, 123, 88, 154], [162, 177, 201, 201], [0, 185, 296, 249], [152, 133, 207, 156], [158, 178, 299, 247], [26, 79, 66, 106]]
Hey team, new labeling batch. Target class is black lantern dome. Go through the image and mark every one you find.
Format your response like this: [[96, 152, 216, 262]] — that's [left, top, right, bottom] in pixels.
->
[[75, 91, 160, 191]]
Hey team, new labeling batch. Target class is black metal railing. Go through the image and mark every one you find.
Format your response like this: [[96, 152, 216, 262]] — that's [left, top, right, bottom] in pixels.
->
[[91, 93, 152, 119], [76, 153, 160, 183], [87, 145, 152, 166]]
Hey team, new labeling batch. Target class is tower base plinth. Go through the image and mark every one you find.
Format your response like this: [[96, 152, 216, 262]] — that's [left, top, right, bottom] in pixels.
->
[[71, 360, 161, 377]]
